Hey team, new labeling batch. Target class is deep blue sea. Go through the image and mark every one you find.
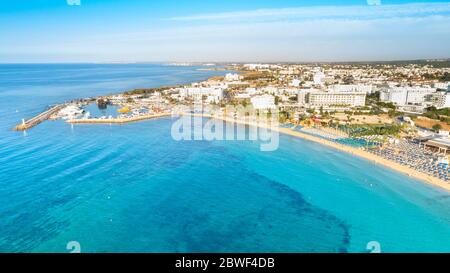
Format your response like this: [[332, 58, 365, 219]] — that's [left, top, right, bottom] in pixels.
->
[[0, 64, 449, 253]]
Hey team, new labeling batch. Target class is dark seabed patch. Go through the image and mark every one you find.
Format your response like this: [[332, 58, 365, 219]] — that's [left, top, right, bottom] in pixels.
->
[[111, 147, 351, 253]]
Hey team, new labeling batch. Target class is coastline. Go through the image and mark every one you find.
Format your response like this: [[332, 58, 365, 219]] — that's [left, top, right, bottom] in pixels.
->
[[12, 66, 238, 131], [190, 113, 450, 193], [21, 62, 449, 194], [70, 111, 450, 192]]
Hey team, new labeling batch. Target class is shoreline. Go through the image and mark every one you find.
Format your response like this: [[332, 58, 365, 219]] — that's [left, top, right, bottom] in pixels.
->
[[191, 113, 450, 193], [12, 66, 238, 131], [278, 127, 450, 193], [67, 110, 450, 193], [66, 111, 450, 193], [19, 61, 450, 193]]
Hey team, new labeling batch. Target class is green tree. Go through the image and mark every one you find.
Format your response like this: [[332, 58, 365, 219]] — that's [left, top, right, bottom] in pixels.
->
[[432, 124, 443, 132]]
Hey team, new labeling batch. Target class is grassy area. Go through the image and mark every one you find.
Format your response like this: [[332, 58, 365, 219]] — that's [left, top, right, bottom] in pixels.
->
[[423, 107, 450, 121], [240, 71, 274, 81], [124, 86, 178, 96], [345, 124, 403, 137]]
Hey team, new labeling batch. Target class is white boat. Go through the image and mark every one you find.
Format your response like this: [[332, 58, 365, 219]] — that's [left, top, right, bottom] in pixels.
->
[[57, 105, 84, 120]]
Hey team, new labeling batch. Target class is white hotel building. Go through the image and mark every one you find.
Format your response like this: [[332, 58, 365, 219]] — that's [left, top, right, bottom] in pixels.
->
[[178, 87, 223, 103], [250, 94, 276, 110], [313, 70, 325, 85], [329, 84, 373, 94], [225, 73, 242, 82], [433, 82, 450, 91], [382, 87, 436, 106], [307, 92, 366, 110], [425, 91, 450, 109]]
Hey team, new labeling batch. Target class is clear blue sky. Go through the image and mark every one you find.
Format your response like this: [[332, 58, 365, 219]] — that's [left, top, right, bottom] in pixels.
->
[[1, 0, 449, 62]]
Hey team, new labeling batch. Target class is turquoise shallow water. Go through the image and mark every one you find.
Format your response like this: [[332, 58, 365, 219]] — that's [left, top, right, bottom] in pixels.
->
[[0, 64, 449, 253]]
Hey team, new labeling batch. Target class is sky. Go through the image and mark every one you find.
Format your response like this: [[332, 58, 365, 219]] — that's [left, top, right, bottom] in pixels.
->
[[0, 0, 449, 63]]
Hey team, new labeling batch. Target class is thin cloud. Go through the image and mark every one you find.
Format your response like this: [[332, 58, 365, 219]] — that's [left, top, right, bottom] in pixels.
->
[[87, 14, 449, 44], [2, 2, 450, 62], [168, 2, 450, 21]]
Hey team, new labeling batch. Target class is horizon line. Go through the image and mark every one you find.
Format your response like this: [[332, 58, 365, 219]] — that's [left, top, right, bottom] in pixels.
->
[[1, 58, 450, 65]]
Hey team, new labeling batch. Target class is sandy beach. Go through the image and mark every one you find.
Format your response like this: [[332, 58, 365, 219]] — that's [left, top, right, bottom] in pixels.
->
[[278, 127, 450, 193], [190, 113, 450, 193]]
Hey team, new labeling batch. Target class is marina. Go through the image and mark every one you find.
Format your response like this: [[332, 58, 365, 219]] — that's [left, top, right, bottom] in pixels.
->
[[67, 112, 172, 124]]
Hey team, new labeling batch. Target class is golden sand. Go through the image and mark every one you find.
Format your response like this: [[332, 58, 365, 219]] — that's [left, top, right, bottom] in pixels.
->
[[277, 127, 450, 193]]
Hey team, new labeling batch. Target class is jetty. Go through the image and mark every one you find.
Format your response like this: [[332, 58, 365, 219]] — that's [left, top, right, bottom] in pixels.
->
[[67, 112, 172, 124], [13, 104, 66, 131]]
